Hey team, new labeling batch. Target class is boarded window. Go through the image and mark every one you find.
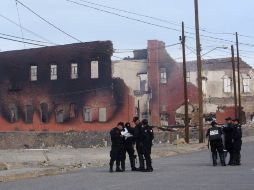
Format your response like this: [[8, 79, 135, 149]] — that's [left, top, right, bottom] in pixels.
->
[[40, 103, 49, 123], [30, 65, 37, 81], [223, 77, 231, 93], [71, 63, 78, 79], [160, 68, 167, 84], [83, 107, 92, 122], [50, 65, 57, 80], [9, 105, 18, 123], [202, 79, 207, 94], [91, 61, 99, 79], [25, 105, 33, 124], [55, 105, 64, 123], [161, 105, 167, 112], [99, 107, 107, 122], [243, 78, 250, 93], [187, 72, 190, 82], [139, 74, 148, 92], [160, 113, 169, 127]]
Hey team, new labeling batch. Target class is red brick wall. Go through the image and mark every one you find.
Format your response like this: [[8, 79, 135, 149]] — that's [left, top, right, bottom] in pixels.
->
[[147, 40, 160, 126], [147, 40, 198, 126]]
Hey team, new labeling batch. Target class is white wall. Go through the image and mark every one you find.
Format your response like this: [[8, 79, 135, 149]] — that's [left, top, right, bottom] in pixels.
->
[[112, 60, 149, 118]]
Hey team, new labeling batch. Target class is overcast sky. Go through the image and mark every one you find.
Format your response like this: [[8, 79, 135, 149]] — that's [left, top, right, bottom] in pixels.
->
[[1, 0, 254, 66]]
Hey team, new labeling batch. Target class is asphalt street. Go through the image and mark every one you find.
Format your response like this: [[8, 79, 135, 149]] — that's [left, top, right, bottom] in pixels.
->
[[1, 142, 254, 190]]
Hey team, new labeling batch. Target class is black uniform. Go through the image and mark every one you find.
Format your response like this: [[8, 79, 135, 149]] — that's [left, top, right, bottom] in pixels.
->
[[134, 122, 145, 170], [109, 127, 125, 172], [222, 123, 233, 164], [232, 123, 242, 165], [206, 123, 226, 166], [140, 122, 154, 171], [121, 124, 137, 171]]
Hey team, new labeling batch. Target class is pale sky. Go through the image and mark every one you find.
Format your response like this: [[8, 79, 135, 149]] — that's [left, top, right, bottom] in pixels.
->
[[0, 0, 254, 66]]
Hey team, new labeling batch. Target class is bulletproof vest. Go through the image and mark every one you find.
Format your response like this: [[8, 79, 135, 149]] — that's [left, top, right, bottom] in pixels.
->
[[208, 127, 221, 141]]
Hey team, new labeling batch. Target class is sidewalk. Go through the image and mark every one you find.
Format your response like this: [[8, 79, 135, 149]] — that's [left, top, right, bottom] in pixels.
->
[[0, 136, 253, 182]]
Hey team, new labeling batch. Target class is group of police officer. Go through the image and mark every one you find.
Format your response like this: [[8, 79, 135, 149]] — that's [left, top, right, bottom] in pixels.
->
[[109, 116, 154, 172], [206, 117, 242, 166]]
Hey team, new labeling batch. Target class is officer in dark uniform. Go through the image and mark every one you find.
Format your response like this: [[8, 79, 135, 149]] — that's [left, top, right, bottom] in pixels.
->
[[141, 119, 154, 172], [109, 122, 125, 172], [232, 118, 242, 166], [121, 122, 137, 171], [133, 116, 145, 171], [206, 121, 226, 166], [222, 117, 234, 165]]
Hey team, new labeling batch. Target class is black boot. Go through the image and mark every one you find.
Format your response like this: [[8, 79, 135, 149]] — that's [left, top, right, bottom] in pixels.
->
[[145, 154, 153, 172], [228, 152, 233, 165], [116, 160, 123, 172], [130, 157, 137, 171], [219, 153, 226, 166], [121, 160, 125, 172], [230, 154, 236, 166], [235, 153, 241, 165], [109, 159, 114, 173], [138, 154, 145, 171], [212, 153, 217, 166]]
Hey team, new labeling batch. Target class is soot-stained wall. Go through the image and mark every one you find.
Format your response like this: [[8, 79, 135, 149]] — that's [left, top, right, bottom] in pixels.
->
[[0, 41, 134, 132]]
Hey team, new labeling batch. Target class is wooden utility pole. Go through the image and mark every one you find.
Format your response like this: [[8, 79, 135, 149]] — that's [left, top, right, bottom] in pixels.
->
[[236, 32, 242, 121], [194, 0, 203, 143], [181, 22, 189, 143], [231, 45, 238, 118]]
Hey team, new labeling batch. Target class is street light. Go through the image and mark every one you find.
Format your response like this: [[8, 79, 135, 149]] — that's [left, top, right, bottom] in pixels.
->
[[201, 46, 228, 57]]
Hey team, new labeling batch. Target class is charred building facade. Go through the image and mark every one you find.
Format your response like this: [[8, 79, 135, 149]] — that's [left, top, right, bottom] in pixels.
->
[[0, 41, 133, 132]]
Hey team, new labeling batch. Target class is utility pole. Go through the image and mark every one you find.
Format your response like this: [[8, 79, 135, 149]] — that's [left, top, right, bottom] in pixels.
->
[[181, 22, 189, 143], [231, 45, 238, 118], [236, 32, 242, 121], [194, 0, 204, 143]]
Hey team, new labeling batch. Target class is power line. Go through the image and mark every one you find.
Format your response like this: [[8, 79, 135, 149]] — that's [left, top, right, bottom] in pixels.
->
[[16, 0, 82, 42], [77, 0, 236, 37], [0, 32, 54, 45], [0, 36, 46, 46], [0, 14, 57, 45], [65, 0, 181, 32], [67, 0, 254, 48], [75, 0, 254, 46], [14, 0, 25, 47], [114, 42, 181, 53]]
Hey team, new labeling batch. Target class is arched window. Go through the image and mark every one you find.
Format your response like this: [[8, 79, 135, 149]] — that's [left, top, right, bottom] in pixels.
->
[[242, 74, 251, 93]]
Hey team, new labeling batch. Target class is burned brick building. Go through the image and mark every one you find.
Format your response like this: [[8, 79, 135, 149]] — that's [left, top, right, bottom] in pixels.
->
[[0, 41, 134, 132], [113, 40, 199, 127]]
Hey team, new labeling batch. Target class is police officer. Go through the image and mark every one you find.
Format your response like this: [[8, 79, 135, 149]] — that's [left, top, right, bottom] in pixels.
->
[[232, 118, 242, 166], [206, 121, 226, 166], [109, 122, 125, 172], [133, 116, 145, 171], [141, 119, 154, 172], [121, 122, 137, 171], [222, 117, 234, 165]]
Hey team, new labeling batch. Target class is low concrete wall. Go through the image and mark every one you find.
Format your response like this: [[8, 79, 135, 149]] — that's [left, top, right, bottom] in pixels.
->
[[0, 127, 253, 149]]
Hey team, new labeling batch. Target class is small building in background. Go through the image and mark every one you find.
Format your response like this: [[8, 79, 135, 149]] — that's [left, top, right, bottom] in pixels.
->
[[186, 58, 254, 122]]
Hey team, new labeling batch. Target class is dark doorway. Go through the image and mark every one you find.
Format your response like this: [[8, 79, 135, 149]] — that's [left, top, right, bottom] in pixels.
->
[[25, 105, 33, 123], [40, 103, 49, 123]]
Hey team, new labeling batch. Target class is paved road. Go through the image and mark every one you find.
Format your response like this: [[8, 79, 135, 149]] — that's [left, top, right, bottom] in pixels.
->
[[1, 142, 254, 190]]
